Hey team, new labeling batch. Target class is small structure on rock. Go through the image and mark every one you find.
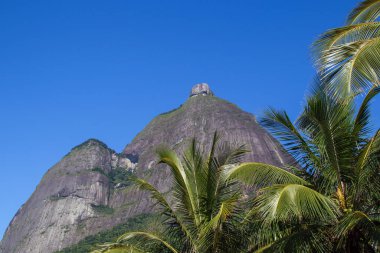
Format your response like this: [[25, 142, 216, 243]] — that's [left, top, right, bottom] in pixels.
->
[[190, 83, 213, 97]]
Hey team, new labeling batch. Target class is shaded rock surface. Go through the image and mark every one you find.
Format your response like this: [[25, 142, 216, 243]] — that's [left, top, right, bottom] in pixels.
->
[[1, 85, 296, 253]]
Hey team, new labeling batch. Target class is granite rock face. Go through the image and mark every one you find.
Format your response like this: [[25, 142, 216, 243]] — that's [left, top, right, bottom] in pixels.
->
[[1, 84, 296, 253], [0, 140, 139, 253]]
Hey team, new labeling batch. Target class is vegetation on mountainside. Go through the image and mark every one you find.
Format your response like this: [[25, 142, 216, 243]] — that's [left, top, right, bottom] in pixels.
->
[[108, 167, 134, 186], [55, 214, 157, 253], [91, 167, 133, 187], [91, 204, 115, 215]]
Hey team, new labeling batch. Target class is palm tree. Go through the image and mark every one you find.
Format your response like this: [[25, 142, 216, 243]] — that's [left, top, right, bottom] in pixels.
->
[[92, 133, 250, 253], [250, 86, 380, 252], [92, 131, 340, 253], [313, 0, 380, 96]]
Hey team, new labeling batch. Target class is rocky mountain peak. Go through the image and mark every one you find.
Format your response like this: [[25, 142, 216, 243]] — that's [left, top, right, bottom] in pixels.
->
[[190, 83, 213, 97], [1, 85, 296, 253]]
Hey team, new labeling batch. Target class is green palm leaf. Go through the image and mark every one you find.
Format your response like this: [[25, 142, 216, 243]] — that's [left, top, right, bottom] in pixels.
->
[[353, 86, 380, 138], [298, 90, 355, 195], [132, 177, 196, 244], [353, 130, 380, 209], [253, 225, 333, 253], [157, 147, 200, 226], [254, 184, 339, 223], [198, 196, 240, 252], [226, 162, 309, 187], [117, 232, 178, 253], [335, 211, 380, 250], [313, 22, 380, 59], [318, 38, 380, 96], [312, 0, 380, 96], [260, 108, 321, 172], [356, 130, 380, 173]]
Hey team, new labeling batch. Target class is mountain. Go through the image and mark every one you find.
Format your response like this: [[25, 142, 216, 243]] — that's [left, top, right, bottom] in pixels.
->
[[0, 84, 295, 253]]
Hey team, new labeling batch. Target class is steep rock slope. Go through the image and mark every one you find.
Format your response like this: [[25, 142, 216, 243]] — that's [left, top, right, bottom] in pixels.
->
[[0, 140, 136, 253], [1, 84, 295, 253], [125, 90, 292, 170]]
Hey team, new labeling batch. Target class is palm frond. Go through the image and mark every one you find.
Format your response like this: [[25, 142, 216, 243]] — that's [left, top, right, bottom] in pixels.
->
[[253, 225, 333, 253], [226, 162, 309, 187], [335, 211, 380, 249], [317, 38, 380, 96], [353, 130, 380, 209], [298, 90, 356, 195], [313, 22, 380, 60], [214, 139, 250, 166], [199, 195, 240, 252], [157, 147, 200, 226], [356, 130, 380, 173], [207, 131, 221, 169], [117, 232, 178, 253], [132, 178, 195, 244], [347, 0, 380, 25], [132, 178, 172, 211], [353, 86, 380, 138], [202, 132, 221, 221], [182, 138, 206, 223], [253, 243, 273, 253], [261, 108, 321, 172], [157, 147, 188, 191], [253, 184, 339, 223]]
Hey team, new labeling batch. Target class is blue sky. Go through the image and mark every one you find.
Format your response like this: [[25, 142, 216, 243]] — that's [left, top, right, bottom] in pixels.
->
[[1, 0, 378, 238]]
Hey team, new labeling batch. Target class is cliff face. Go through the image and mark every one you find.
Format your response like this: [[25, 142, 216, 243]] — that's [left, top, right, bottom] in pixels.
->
[[124, 93, 293, 170], [1, 84, 295, 253], [1, 140, 126, 253]]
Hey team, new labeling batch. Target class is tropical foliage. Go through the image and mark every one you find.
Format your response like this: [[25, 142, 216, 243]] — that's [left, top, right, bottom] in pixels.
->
[[313, 0, 380, 96], [92, 131, 346, 253], [255, 85, 380, 252], [92, 133, 251, 252]]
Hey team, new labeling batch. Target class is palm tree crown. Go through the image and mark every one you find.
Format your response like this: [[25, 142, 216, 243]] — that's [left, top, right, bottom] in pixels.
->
[[257, 86, 380, 252], [93, 133, 253, 253]]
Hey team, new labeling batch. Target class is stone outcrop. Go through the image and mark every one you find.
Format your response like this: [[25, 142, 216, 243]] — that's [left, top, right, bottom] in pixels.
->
[[190, 83, 213, 97], [1, 84, 296, 253]]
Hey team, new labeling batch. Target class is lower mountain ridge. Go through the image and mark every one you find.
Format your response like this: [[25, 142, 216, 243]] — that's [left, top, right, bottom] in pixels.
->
[[0, 84, 295, 253]]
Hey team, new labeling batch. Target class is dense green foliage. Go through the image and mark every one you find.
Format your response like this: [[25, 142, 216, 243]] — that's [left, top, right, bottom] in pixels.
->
[[255, 85, 380, 252], [55, 214, 157, 253]]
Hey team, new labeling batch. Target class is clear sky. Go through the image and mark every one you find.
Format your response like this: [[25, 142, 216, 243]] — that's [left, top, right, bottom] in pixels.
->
[[1, 0, 379, 238]]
